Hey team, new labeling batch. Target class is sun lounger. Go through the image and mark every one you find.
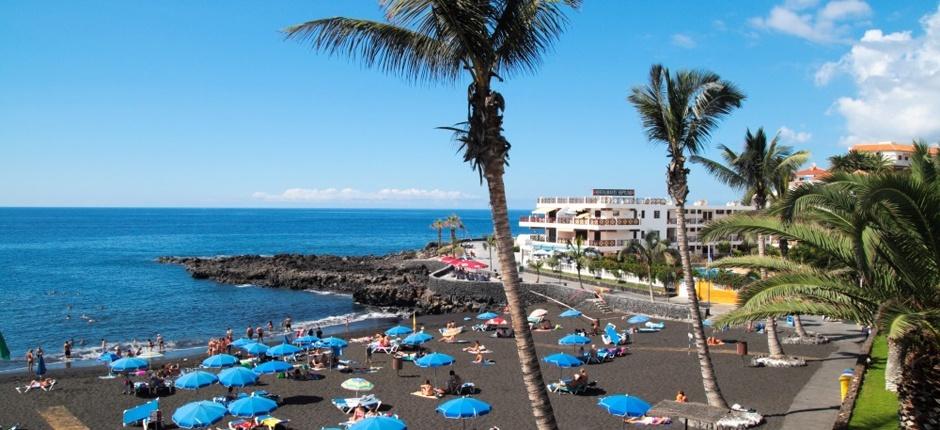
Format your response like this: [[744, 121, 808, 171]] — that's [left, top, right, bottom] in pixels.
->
[[331, 394, 381, 414], [601, 323, 628, 346], [638, 328, 660, 333], [122, 398, 159, 427], [471, 323, 488, 332], [370, 343, 398, 354], [228, 419, 256, 430], [548, 381, 586, 395], [255, 415, 289, 430], [438, 326, 465, 335], [15, 379, 56, 393], [645, 322, 665, 330]]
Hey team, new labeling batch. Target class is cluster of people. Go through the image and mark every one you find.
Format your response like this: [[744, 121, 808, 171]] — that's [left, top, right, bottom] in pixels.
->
[[418, 370, 464, 397], [453, 267, 490, 281], [462, 340, 489, 363], [207, 337, 233, 355]]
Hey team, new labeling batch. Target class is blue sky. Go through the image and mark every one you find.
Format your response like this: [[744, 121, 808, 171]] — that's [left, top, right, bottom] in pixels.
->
[[2, 1, 938, 209]]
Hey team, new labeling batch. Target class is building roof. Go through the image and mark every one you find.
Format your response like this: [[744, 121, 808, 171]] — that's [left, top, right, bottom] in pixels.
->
[[850, 142, 939, 154], [795, 165, 829, 178]]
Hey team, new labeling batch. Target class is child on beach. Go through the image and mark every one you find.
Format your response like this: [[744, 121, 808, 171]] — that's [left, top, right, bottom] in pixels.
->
[[122, 374, 133, 395]]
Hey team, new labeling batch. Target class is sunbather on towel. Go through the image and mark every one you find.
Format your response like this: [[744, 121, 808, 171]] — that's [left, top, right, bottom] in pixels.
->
[[462, 341, 488, 354], [419, 379, 440, 397]]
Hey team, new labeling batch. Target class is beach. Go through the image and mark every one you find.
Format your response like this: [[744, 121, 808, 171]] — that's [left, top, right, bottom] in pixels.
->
[[1, 304, 842, 429]]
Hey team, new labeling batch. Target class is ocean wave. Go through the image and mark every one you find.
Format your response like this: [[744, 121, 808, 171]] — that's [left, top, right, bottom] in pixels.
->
[[292, 311, 400, 331], [304, 289, 352, 297], [235, 284, 255, 288]]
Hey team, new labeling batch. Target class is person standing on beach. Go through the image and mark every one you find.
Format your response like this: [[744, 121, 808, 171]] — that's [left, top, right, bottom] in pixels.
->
[[101, 339, 107, 352], [284, 316, 292, 333], [147, 339, 154, 352], [267, 321, 274, 333], [256, 326, 264, 343], [246, 326, 254, 340], [26, 349, 34, 375], [316, 326, 323, 339], [63, 341, 72, 361], [225, 328, 233, 341], [157, 334, 165, 353]]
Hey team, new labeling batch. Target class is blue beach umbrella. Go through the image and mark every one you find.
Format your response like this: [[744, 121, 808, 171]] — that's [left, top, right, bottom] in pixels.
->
[[293, 336, 319, 346], [317, 337, 348, 349], [385, 325, 413, 337], [218, 366, 259, 387], [228, 394, 278, 417], [703, 319, 714, 327], [476, 312, 499, 320], [97, 352, 120, 362], [544, 352, 583, 379], [174, 371, 218, 390], [402, 332, 433, 346], [202, 354, 238, 369], [241, 342, 269, 356], [172, 401, 227, 429], [437, 397, 492, 429], [253, 360, 291, 375], [626, 315, 650, 325], [110, 357, 148, 372], [231, 338, 253, 348], [349, 416, 407, 430], [558, 334, 591, 346], [559, 309, 582, 318], [598, 394, 651, 418], [265, 343, 301, 357], [35, 355, 46, 377], [415, 352, 455, 368]]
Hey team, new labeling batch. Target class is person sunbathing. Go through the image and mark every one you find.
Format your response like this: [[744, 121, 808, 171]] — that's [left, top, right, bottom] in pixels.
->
[[706, 336, 724, 346], [351, 405, 367, 422], [675, 390, 688, 403], [419, 379, 437, 397], [463, 341, 487, 354]]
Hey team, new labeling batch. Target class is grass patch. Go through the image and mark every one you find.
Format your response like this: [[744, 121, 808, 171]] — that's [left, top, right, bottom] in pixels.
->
[[532, 270, 667, 296], [848, 335, 899, 430]]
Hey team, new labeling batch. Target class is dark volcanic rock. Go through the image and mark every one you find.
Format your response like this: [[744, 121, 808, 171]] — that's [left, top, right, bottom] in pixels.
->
[[158, 252, 445, 309]]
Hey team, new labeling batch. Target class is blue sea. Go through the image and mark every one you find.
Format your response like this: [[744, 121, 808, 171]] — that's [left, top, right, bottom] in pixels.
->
[[0, 208, 525, 371]]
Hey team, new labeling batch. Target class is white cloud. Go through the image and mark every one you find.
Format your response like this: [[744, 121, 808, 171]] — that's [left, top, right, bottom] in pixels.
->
[[251, 187, 476, 202], [671, 33, 697, 48], [750, 0, 872, 44], [815, 5, 940, 145], [778, 126, 813, 143]]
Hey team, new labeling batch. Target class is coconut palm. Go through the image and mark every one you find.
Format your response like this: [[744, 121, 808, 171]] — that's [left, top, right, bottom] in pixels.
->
[[430, 219, 445, 251], [691, 127, 808, 359], [485, 234, 497, 270], [628, 64, 744, 409], [623, 230, 676, 302], [565, 236, 587, 290], [445, 214, 465, 257], [284, 3, 580, 427], [828, 151, 890, 174], [529, 259, 544, 283]]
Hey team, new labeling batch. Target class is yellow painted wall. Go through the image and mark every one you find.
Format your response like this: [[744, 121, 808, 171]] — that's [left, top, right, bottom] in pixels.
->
[[694, 280, 738, 305]]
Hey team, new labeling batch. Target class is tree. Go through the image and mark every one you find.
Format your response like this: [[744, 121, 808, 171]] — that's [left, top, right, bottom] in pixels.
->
[[566, 236, 587, 289], [828, 151, 890, 174], [692, 127, 808, 360], [529, 259, 544, 283], [444, 214, 465, 257], [628, 64, 744, 409], [623, 230, 676, 302], [546, 255, 561, 273], [430, 219, 445, 252], [284, 3, 579, 427], [485, 234, 497, 270]]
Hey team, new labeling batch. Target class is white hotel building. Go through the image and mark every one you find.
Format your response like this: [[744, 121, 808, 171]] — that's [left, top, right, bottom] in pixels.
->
[[517, 188, 751, 257]]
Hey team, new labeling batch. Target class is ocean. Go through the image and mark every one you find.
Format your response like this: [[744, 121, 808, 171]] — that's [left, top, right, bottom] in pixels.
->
[[0, 207, 525, 371]]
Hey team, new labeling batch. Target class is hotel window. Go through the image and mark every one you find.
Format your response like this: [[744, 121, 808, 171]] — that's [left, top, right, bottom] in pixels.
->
[[641, 210, 645, 219], [654, 210, 660, 219]]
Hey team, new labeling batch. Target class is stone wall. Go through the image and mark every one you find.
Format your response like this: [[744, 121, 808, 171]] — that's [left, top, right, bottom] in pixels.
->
[[602, 294, 696, 321]]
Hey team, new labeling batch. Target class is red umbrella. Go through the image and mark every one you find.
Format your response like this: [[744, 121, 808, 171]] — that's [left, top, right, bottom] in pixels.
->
[[486, 317, 508, 326], [441, 256, 458, 264], [458, 259, 488, 269]]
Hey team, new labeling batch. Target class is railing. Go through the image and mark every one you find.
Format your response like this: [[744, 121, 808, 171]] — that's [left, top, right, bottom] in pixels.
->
[[588, 239, 629, 247], [536, 196, 669, 205], [520, 216, 640, 226]]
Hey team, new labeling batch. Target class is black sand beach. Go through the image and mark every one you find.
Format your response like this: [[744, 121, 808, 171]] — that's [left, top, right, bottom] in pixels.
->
[[0, 306, 838, 430]]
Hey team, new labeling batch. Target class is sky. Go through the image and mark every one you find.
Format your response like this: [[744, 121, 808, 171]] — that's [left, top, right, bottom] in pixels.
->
[[2, 1, 939, 209]]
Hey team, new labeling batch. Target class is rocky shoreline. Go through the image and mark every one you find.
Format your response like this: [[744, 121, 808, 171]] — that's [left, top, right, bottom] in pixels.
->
[[158, 251, 462, 313]]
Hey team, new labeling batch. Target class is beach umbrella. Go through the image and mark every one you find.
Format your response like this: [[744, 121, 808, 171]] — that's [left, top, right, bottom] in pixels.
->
[[385, 325, 413, 337], [349, 416, 407, 430], [241, 342, 269, 356], [529, 309, 548, 320], [458, 260, 487, 269], [317, 337, 348, 349], [174, 370, 218, 390], [35, 354, 46, 377], [598, 394, 651, 429], [253, 360, 291, 375], [543, 353, 583, 379], [293, 335, 319, 346], [441, 256, 458, 264], [218, 366, 258, 387], [559, 309, 582, 318], [558, 334, 591, 346], [228, 394, 278, 417], [415, 353, 455, 383], [476, 312, 499, 320], [436, 397, 492, 429], [265, 343, 301, 358], [626, 315, 650, 325], [97, 352, 120, 362], [402, 332, 433, 346], [231, 338, 253, 348], [201, 354, 238, 369], [485, 317, 508, 326], [341, 377, 374, 396], [172, 401, 227, 429], [110, 357, 148, 372]]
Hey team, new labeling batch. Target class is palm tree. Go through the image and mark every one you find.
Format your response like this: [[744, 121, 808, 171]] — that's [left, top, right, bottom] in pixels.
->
[[529, 259, 544, 283], [546, 255, 561, 273], [485, 234, 497, 269], [623, 230, 676, 302], [284, 3, 579, 427], [566, 236, 587, 290], [828, 151, 890, 174], [445, 214, 465, 257], [691, 127, 808, 359], [628, 64, 744, 409], [430, 219, 445, 252]]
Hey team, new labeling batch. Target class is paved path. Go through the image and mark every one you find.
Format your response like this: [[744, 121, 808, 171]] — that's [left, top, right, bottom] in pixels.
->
[[780, 318, 867, 430], [39, 406, 90, 430]]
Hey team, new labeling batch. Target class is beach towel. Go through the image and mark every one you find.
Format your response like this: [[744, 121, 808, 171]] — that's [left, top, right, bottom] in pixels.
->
[[410, 391, 440, 399]]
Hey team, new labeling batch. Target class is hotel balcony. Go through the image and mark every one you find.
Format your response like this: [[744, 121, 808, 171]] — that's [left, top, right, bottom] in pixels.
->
[[519, 216, 641, 229], [535, 196, 669, 205], [528, 235, 631, 250]]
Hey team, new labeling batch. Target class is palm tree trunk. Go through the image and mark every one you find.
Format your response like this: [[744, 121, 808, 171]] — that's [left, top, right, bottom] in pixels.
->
[[886, 337, 903, 392], [647, 265, 655, 302], [451, 230, 458, 257], [485, 164, 558, 429], [758, 234, 786, 358], [793, 315, 809, 338], [576, 268, 584, 289], [676, 203, 729, 409], [437, 229, 443, 250]]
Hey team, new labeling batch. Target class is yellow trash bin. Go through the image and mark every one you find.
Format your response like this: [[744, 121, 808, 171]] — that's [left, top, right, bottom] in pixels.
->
[[839, 370, 854, 401]]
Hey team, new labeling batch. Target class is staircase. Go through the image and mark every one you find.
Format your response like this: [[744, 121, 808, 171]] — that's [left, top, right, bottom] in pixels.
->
[[589, 299, 612, 314]]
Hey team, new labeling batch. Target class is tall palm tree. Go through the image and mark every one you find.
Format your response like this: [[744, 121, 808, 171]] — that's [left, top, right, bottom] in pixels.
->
[[691, 127, 808, 359], [485, 234, 497, 269], [445, 214, 465, 257], [628, 64, 744, 409], [623, 230, 676, 302], [430, 219, 445, 252], [285, 3, 579, 427], [828, 150, 890, 174], [566, 236, 587, 290]]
